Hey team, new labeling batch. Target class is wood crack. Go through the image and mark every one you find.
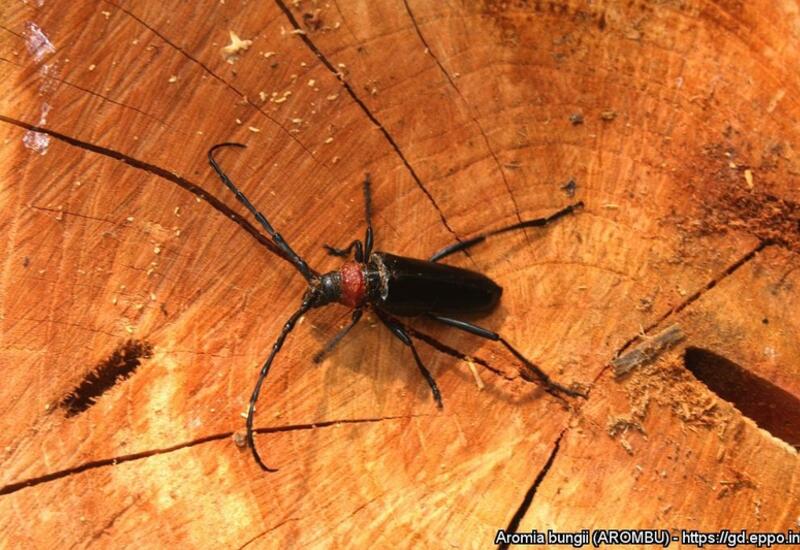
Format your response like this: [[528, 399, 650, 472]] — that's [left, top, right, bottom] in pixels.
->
[[237, 517, 301, 550], [0, 114, 299, 269], [103, 0, 323, 168], [0, 414, 429, 497], [589, 239, 772, 391], [28, 204, 118, 226], [273, 0, 461, 242], [88, 496, 140, 543], [498, 429, 565, 549], [0, 57, 172, 130], [402, 0, 529, 241]]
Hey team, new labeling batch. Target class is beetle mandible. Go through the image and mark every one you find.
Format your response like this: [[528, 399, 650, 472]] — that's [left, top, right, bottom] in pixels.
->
[[208, 142, 585, 471]]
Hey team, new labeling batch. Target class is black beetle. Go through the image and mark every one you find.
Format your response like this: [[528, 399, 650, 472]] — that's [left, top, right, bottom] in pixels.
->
[[208, 143, 584, 471]]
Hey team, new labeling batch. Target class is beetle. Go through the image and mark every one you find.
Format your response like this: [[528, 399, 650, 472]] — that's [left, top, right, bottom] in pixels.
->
[[208, 142, 585, 471]]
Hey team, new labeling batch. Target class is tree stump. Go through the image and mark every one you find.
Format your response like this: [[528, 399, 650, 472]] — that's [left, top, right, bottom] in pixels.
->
[[2, 0, 799, 547]]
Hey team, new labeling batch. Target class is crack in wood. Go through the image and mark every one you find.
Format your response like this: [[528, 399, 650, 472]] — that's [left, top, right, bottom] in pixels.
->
[[103, 0, 324, 168], [0, 57, 171, 129], [587, 240, 772, 393], [498, 430, 565, 550], [623, 240, 770, 352], [0, 414, 429, 497], [402, 0, 530, 243], [0, 114, 306, 272], [29, 204, 118, 226], [88, 496, 141, 543], [273, 0, 461, 242], [237, 517, 301, 550]]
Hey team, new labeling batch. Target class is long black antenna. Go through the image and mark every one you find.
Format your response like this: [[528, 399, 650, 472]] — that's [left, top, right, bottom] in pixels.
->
[[208, 143, 316, 281], [246, 300, 312, 471]]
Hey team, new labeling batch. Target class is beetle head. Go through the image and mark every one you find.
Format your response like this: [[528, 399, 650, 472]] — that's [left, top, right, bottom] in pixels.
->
[[303, 272, 342, 308]]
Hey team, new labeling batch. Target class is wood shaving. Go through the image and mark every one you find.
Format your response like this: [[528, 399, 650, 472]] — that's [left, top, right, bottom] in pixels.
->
[[221, 30, 252, 61], [466, 358, 484, 390], [744, 169, 754, 189]]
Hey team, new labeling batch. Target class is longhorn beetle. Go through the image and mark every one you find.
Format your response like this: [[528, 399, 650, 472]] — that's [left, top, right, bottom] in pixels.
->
[[208, 143, 585, 471]]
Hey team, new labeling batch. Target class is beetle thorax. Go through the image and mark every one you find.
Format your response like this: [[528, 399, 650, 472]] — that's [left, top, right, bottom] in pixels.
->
[[338, 261, 366, 308]]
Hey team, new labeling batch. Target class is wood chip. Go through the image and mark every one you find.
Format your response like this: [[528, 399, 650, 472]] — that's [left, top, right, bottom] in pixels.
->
[[744, 169, 754, 189], [612, 324, 685, 377], [221, 30, 252, 61], [466, 358, 484, 390]]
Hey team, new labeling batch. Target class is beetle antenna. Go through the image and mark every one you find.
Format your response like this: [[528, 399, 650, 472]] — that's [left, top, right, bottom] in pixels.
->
[[246, 300, 312, 471], [208, 143, 316, 282]]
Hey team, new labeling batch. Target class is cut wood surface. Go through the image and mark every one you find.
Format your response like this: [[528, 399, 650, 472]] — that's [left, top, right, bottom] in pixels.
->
[[1, 0, 799, 548]]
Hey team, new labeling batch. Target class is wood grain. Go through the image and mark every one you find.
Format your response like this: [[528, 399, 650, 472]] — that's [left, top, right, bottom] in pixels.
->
[[1, 0, 798, 547]]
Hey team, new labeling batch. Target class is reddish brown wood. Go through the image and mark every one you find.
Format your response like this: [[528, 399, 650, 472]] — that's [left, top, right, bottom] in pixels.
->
[[1, 0, 798, 547]]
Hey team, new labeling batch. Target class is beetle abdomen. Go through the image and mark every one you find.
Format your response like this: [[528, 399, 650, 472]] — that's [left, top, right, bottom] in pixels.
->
[[368, 252, 502, 316]]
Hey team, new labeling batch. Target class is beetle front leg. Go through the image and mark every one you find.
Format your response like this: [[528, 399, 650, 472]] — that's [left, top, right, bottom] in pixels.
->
[[322, 239, 364, 262], [362, 174, 374, 258], [375, 310, 443, 409]]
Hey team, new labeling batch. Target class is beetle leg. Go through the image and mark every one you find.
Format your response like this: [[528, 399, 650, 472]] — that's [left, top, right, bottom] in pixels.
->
[[428, 202, 584, 263], [363, 174, 375, 258], [376, 310, 443, 409], [323, 240, 364, 262], [428, 314, 586, 399], [312, 308, 363, 364]]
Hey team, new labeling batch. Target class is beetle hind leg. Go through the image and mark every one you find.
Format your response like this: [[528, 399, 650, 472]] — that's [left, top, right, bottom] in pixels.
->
[[376, 310, 443, 409], [428, 314, 586, 399]]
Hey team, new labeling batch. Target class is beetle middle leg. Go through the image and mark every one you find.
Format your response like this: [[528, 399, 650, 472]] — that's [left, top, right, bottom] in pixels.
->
[[375, 310, 443, 409], [313, 308, 363, 363], [428, 314, 586, 399], [428, 202, 584, 263]]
